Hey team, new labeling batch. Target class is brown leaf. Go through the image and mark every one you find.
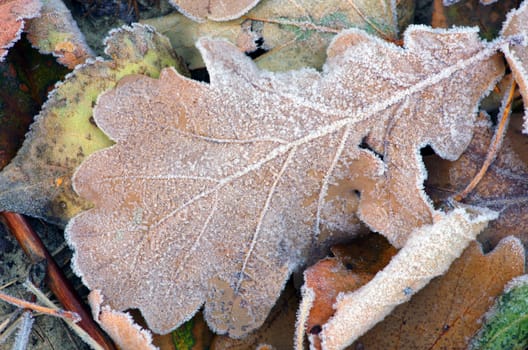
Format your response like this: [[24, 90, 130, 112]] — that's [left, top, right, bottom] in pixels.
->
[[66, 27, 503, 337], [317, 206, 497, 350], [500, 0, 528, 132], [0, 0, 41, 61], [26, 0, 93, 68], [353, 236, 525, 349], [170, 0, 261, 22], [425, 113, 528, 249]]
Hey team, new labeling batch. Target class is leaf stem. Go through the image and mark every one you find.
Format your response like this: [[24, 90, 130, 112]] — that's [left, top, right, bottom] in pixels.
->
[[0, 290, 80, 322], [453, 79, 516, 202]]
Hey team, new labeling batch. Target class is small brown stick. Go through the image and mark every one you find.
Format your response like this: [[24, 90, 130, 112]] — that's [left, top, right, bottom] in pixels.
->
[[0, 212, 116, 350], [453, 79, 516, 202], [0, 290, 80, 322]]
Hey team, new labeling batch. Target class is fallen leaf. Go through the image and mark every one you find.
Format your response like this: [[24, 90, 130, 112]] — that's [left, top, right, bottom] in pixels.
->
[[469, 274, 528, 350], [88, 290, 157, 350], [354, 236, 525, 350], [0, 0, 41, 61], [425, 113, 528, 250], [303, 234, 397, 336], [171, 0, 261, 22], [0, 24, 187, 225], [317, 206, 497, 350], [500, 0, 528, 132], [143, 0, 406, 71], [26, 0, 94, 68], [66, 25, 503, 338]]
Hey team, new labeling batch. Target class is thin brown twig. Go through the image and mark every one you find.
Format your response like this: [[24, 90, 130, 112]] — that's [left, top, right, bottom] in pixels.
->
[[0, 290, 80, 322], [0, 212, 116, 350], [453, 79, 517, 202]]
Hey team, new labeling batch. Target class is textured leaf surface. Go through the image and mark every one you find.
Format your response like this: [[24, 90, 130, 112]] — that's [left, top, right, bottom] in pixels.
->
[[500, 0, 528, 132], [143, 0, 404, 71], [0, 0, 41, 61], [469, 274, 528, 350], [318, 206, 498, 350], [66, 26, 503, 337], [0, 24, 186, 225], [354, 237, 525, 350], [170, 0, 261, 22]]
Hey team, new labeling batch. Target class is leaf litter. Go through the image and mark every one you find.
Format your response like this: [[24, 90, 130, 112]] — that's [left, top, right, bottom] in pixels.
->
[[0, 24, 187, 225], [66, 24, 504, 338]]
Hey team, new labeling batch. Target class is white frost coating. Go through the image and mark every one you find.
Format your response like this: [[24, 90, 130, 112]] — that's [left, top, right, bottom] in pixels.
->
[[319, 206, 498, 350], [295, 285, 316, 350], [88, 290, 158, 350], [0, 0, 41, 61]]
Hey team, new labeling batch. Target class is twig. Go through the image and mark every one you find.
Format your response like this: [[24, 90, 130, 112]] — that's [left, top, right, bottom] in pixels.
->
[[453, 79, 516, 202], [0, 212, 116, 350], [0, 290, 79, 322]]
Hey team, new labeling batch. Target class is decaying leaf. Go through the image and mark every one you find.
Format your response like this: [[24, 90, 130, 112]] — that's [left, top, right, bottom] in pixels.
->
[[143, 0, 404, 71], [66, 25, 503, 338], [425, 113, 528, 249], [0, 24, 187, 225], [26, 0, 94, 68], [88, 290, 157, 350], [0, 0, 41, 61], [500, 0, 528, 132], [469, 274, 528, 350], [317, 206, 497, 350], [354, 236, 525, 350], [171, 0, 261, 22]]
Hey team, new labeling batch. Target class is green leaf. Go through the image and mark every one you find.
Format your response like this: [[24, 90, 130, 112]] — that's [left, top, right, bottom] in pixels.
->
[[0, 24, 187, 225], [469, 275, 528, 350]]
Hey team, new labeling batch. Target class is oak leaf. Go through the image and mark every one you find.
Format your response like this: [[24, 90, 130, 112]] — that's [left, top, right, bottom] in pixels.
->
[[0, 0, 41, 61], [66, 26, 503, 337]]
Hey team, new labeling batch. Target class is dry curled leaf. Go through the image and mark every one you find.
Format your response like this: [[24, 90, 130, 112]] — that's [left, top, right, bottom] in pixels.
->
[[317, 206, 497, 350], [26, 0, 93, 68], [171, 0, 261, 22], [0, 0, 41, 61], [88, 290, 157, 350], [354, 236, 525, 350], [66, 27, 503, 337]]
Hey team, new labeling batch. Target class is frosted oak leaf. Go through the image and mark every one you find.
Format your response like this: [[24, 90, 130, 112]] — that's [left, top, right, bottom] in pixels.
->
[[66, 26, 503, 337]]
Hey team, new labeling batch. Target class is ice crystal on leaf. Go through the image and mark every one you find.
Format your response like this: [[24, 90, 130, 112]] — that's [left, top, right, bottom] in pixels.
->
[[66, 26, 504, 337]]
